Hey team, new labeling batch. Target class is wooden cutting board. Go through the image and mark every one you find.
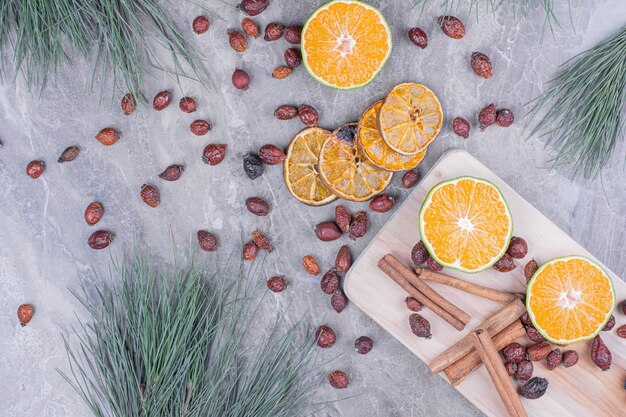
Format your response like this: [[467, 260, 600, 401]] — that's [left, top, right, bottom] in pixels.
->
[[344, 150, 625, 417]]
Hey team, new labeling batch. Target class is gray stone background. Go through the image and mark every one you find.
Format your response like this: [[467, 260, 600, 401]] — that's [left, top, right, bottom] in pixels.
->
[[0, 0, 625, 416]]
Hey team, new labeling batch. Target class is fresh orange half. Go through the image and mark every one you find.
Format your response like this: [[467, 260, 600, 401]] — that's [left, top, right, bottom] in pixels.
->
[[284, 127, 337, 206], [318, 123, 392, 201], [378, 83, 443, 155], [358, 100, 426, 171], [527, 256, 615, 344], [419, 177, 513, 273], [302, 0, 392, 89]]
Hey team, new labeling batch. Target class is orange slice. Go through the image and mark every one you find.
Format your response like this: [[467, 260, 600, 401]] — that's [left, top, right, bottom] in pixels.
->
[[284, 128, 337, 206], [419, 177, 513, 273], [358, 100, 426, 171], [318, 123, 392, 201], [378, 83, 443, 155], [302, 0, 392, 90], [527, 256, 615, 344]]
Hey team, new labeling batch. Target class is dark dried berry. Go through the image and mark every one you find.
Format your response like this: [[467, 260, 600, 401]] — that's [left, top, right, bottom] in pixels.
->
[[496, 109, 514, 127], [302, 255, 320, 275], [335, 206, 351, 233], [411, 241, 429, 266], [258, 144, 286, 165], [591, 335, 611, 371], [602, 315, 615, 331], [328, 370, 349, 389], [190, 119, 212, 136], [202, 144, 227, 166], [520, 312, 532, 326], [335, 245, 351, 273], [159, 164, 184, 181], [453, 117, 470, 139], [315, 221, 342, 241], [243, 153, 264, 179], [520, 377, 548, 399], [470, 52, 493, 79], [17, 304, 34, 326], [284, 26, 302, 44], [616, 325, 626, 338], [197, 230, 218, 252], [622, 300, 626, 315], [58, 146, 79, 163], [85, 202, 104, 226], [562, 350, 579, 368], [409, 313, 431, 338], [298, 104, 319, 127], [369, 194, 395, 213], [272, 66, 292, 79], [96, 128, 118, 146], [426, 257, 444, 272], [284, 48, 302, 68], [316, 325, 336, 348], [264, 22, 284, 41], [252, 230, 272, 252], [405, 297, 423, 312], [243, 240, 258, 261], [546, 349, 562, 370], [241, 18, 259, 37], [193, 16, 210, 34], [321, 269, 340, 295], [524, 259, 539, 282], [402, 169, 420, 188], [503, 342, 526, 363], [267, 276, 286, 292], [355, 336, 373, 354], [525, 325, 546, 343], [238, 0, 269, 16], [228, 29, 248, 52], [121, 93, 136, 115], [26, 160, 45, 179], [408, 27, 428, 48], [349, 211, 368, 240], [331, 290, 347, 313], [505, 362, 517, 377], [515, 360, 533, 382], [438, 16, 465, 39], [274, 105, 298, 120], [506, 236, 528, 259], [333, 123, 358, 142], [140, 184, 160, 208], [179, 97, 197, 113], [493, 253, 516, 272], [153, 90, 171, 110], [246, 197, 270, 216], [232, 68, 250, 90], [478, 103, 496, 131], [527, 342, 551, 361], [88, 230, 113, 250]]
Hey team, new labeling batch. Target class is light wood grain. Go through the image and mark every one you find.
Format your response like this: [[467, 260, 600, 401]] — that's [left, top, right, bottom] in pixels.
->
[[344, 150, 626, 417]]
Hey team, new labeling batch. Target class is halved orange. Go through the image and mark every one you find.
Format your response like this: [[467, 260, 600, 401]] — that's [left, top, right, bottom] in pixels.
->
[[358, 100, 426, 171], [301, 0, 392, 90], [318, 123, 392, 201], [284, 128, 337, 206], [527, 256, 615, 344], [419, 177, 513, 273], [378, 83, 443, 155]]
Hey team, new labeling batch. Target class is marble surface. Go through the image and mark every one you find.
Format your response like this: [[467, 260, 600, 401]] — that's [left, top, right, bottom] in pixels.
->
[[0, 1, 625, 416]]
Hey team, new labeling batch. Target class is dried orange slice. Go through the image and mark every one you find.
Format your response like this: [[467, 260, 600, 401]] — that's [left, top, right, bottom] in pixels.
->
[[302, 0, 392, 89], [527, 256, 615, 344], [378, 83, 443, 155], [318, 123, 392, 201], [284, 128, 337, 206], [419, 177, 513, 273], [358, 100, 426, 171]]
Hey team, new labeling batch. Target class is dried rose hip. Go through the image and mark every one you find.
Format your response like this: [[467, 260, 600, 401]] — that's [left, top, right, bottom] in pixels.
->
[[438, 16, 465, 39], [258, 144, 286, 165], [493, 253, 516, 272], [284, 48, 302, 68], [402, 169, 420, 188], [470, 52, 493, 79], [243, 240, 258, 261], [243, 153, 264, 179], [316, 325, 336, 348], [515, 360, 533, 382], [140, 184, 160, 208], [562, 350, 579, 368], [251, 230, 272, 252], [193, 16, 210, 34], [202, 144, 227, 166], [503, 342, 526, 363], [246, 197, 270, 216], [267, 276, 286, 292], [228, 29, 248, 52], [328, 370, 349, 389], [153, 90, 171, 110], [96, 128, 118, 146], [121, 93, 136, 115], [335, 206, 351, 233], [525, 325, 546, 343], [197, 230, 218, 252], [546, 349, 562, 370], [355, 336, 373, 354], [426, 257, 444, 272], [335, 245, 351, 273], [405, 297, 423, 312], [272, 66, 292, 79], [241, 18, 259, 37], [158, 164, 184, 181], [315, 221, 342, 241], [88, 230, 113, 250], [369, 194, 395, 213], [58, 146, 79, 163], [331, 290, 347, 313], [622, 300, 626, 315], [302, 255, 320, 275], [496, 109, 514, 127], [524, 259, 539, 282], [527, 342, 551, 361], [505, 362, 517, 377], [321, 269, 340, 295], [478, 103, 496, 131], [409, 313, 431, 338], [264, 22, 284, 41], [238, 0, 269, 16], [232, 68, 250, 90], [298, 104, 319, 127], [274, 105, 298, 120], [190, 119, 211, 136], [179, 97, 197, 113], [411, 241, 429, 266], [85, 202, 104, 226], [453, 117, 470, 139], [591, 335, 611, 371], [284, 26, 302, 44], [616, 325, 626, 338], [602, 315, 615, 331], [520, 377, 549, 399], [408, 27, 428, 48], [26, 160, 45, 178], [17, 304, 34, 326], [349, 211, 368, 240], [520, 312, 532, 326], [507, 236, 528, 259]]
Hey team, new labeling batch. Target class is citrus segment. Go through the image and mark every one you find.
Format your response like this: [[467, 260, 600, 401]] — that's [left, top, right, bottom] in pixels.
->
[[358, 101, 426, 171], [302, 0, 392, 89], [379, 83, 443, 155], [419, 177, 513, 273], [527, 256, 615, 344], [318, 123, 392, 201], [284, 128, 337, 206]]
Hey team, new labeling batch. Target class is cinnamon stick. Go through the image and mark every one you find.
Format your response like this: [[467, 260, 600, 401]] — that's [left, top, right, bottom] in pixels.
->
[[444, 321, 526, 386], [429, 298, 526, 373], [471, 330, 528, 417], [378, 258, 466, 331], [383, 255, 471, 325], [416, 268, 518, 305]]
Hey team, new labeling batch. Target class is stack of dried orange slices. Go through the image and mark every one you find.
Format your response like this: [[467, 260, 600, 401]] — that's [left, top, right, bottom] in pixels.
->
[[284, 83, 443, 204]]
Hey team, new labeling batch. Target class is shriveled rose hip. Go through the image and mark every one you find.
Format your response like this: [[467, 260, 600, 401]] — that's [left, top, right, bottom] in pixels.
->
[[315, 221, 342, 241], [58, 146, 79, 163], [331, 290, 347, 313], [402, 169, 420, 188], [335, 245, 351, 273], [527, 342, 551, 361], [96, 128, 118, 146], [121, 93, 136, 115], [408, 27, 428, 48], [505, 362, 518, 377], [274, 105, 298, 120], [190, 119, 211, 136], [591, 335, 611, 371], [284, 48, 302, 68], [203, 144, 227, 165], [316, 325, 336, 348], [302, 255, 320, 275], [241, 18, 259, 37], [88, 230, 113, 250], [159, 164, 184, 181], [85, 202, 104, 226], [438, 16, 465, 39], [284, 26, 302, 44], [328, 370, 349, 389], [232, 68, 250, 90], [153, 90, 171, 110], [246, 197, 270, 216], [140, 184, 160, 208], [298, 105, 319, 127], [411, 241, 429, 266], [179, 97, 197, 113], [197, 230, 218, 252], [622, 300, 626, 315], [507, 236, 528, 259], [471, 52, 493, 79], [264, 22, 284, 41], [496, 109, 515, 127], [17, 304, 34, 326], [335, 206, 351, 233], [493, 253, 516, 272], [426, 256, 444, 271], [272, 66, 292, 79], [503, 342, 526, 363], [453, 117, 470, 139], [369, 194, 395, 213], [238, 0, 269, 16], [546, 349, 562, 370], [258, 144, 286, 165], [193, 16, 210, 34], [355, 336, 373, 354], [349, 211, 368, 240], [524, 259, 539, 282], [616, 325, 626, 338], [520, 312, 532, 326], [409, 313, 431, 338], [602, 315, 615, 331], [243, 240, 258, 261], [526, 325, 546, 343], [26, 160, 45, 179], [267, 276, 286, 292], [252, 230, 272, 252], [478, 103, 496, 131], [405, 297, 423, 312], [562, 350, 579, 367], [515, 360, 533, 382], [228, 29, 248, 52], [321, 269, 340, 295]]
